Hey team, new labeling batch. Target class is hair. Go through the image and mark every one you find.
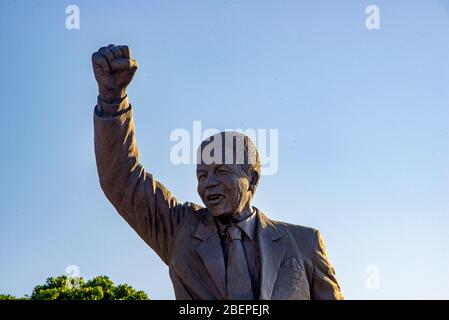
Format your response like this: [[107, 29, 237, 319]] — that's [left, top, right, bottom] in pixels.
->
[[198, 131, 261, 182]]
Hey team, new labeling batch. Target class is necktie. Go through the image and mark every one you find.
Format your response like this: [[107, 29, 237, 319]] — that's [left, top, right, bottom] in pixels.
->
[[225, 225, 254, 300]]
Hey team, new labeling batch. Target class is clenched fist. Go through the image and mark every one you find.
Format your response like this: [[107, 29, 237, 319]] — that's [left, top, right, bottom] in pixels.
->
[[92, 44, 138, 103]]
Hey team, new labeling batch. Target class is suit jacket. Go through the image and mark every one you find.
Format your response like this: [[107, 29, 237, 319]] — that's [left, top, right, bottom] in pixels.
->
[[93, 98, 343, 300]]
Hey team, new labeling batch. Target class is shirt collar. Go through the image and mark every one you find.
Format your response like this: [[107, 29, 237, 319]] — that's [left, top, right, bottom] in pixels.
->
[[216, 209, 257, 242]]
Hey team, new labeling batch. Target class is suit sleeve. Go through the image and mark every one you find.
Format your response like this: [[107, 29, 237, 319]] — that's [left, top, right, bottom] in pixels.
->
[[93, 96, 195, 265], [310, 230, 344, 300]]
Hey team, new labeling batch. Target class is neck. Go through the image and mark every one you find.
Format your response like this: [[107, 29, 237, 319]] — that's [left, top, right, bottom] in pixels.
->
[[217, 202, 253, 224]]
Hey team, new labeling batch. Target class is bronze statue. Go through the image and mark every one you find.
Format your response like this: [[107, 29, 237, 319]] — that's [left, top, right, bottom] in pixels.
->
[[92, 44, 343, 300]]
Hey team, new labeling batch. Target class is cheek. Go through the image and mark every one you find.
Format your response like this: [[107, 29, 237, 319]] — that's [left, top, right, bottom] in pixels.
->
[[226, 178, 248, 203]]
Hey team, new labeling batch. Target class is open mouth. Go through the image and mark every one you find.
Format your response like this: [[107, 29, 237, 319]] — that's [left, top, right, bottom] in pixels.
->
[[206, 193, 225, 205]]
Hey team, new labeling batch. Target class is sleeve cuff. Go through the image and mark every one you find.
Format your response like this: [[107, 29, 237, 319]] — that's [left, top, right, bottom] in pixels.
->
[[95, 95, 131, 117]]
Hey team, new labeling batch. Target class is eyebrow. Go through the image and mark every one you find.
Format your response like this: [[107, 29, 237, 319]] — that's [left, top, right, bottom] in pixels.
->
[[217, 164, 234, 170]]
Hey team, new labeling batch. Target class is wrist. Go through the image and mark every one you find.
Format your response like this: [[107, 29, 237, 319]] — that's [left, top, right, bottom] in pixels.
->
[[99, 88, 126, 104]]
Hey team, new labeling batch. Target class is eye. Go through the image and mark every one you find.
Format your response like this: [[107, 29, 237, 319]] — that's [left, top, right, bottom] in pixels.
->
[[217, 168, 229, 175], [197, 173, 206, 181]]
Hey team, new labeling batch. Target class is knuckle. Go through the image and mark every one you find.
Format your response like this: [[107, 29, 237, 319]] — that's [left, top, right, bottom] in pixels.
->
[[99, 47, 110, 55], [91, 52, 100, 62]]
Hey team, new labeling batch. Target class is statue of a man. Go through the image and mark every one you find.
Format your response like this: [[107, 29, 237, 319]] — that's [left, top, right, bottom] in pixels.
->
[[92, 44, 343, 300]]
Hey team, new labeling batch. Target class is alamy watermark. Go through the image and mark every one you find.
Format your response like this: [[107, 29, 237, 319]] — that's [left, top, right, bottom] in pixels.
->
[[65, 5, 80, 30], [65, 265, 81, 289], [365, 5, 380, 30], [365, 265, 381, 290], [169, 121, 279, 175]]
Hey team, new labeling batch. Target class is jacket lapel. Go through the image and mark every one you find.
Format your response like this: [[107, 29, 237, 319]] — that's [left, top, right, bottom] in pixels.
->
[[256, 209, 286, 300], [194, 213, 227, 299]]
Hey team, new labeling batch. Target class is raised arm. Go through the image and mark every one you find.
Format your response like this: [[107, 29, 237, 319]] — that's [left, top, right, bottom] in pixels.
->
[[92, 45, 196, 264]]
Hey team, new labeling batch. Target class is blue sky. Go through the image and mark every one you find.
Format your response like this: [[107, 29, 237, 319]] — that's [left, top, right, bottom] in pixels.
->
[[0, 0, 448, 299]]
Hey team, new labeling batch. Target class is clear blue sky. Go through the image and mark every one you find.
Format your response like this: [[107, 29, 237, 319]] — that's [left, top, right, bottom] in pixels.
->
[[1, 0, 448, 299]]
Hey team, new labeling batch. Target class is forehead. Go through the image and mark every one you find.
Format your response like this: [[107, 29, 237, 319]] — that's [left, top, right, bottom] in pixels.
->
[[196, 163, 235, 172], [196, 163, 248, 177]]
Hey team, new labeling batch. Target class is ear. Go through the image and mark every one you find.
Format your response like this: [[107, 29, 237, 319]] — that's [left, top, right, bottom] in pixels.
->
[[248, 171, 260, 193]]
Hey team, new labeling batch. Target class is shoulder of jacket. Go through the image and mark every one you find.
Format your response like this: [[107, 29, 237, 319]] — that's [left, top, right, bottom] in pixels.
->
[[269, 219, 319, 248]]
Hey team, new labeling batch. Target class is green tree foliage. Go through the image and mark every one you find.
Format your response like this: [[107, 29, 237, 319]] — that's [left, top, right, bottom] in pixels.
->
[[1, 275, 149, 300], [0, 294, 23, 300]]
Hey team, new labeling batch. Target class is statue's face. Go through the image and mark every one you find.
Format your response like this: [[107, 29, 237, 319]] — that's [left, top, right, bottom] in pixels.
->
[[196, 163, 253, 220]]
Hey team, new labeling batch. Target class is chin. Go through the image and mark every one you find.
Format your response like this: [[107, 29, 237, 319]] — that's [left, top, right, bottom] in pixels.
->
[[209, 209, 225, 217]]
